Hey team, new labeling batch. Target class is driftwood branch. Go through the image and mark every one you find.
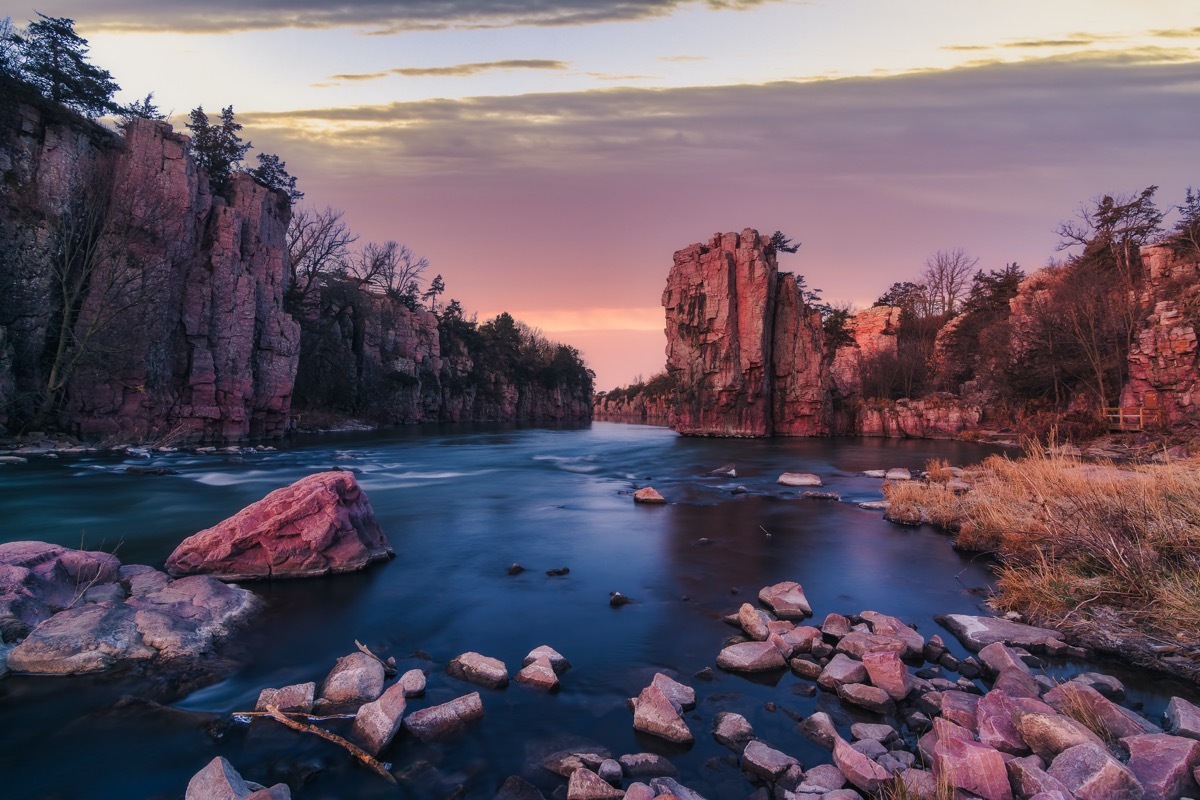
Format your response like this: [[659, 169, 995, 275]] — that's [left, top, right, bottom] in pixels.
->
[[232, 710, 354, 722], [261, 706, 396, 784], [355, 639, 397, 676]]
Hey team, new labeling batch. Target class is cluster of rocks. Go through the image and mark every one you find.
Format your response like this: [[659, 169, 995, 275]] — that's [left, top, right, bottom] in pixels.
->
[[185, 644, 574, 798], [0, 541, 260, 676], [683, 583, 1200, 800], [635, 464, 949, 506], [1, 472, 393, 678], [547, 578, 1200, 800]]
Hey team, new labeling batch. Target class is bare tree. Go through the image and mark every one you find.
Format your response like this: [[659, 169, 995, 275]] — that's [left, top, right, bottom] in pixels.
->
[[349, 240, 428, 300], [286, 206, 356, 302], [37, 156, 179, 426], [921, 247, 978, 316]]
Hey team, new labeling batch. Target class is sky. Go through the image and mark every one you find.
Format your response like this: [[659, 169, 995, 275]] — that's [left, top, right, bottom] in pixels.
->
[[8, 1, 1200, 390]]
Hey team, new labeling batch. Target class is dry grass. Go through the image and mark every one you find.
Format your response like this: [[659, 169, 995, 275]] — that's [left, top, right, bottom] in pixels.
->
[[883, 449, 1200, 646], [1048, 680, 1121, 748], [875, 770, 956, 800]]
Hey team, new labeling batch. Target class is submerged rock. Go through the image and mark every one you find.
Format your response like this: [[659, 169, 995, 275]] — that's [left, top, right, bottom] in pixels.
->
[[165, 471, 393, 581], [633, 487, 666, 504], [315, 652, 385, 713], [937, 613, 1067, 652], [403, 692, 484, 741], [631, 683, 693, 744], [776, 472, 822, 487], [351, 681, 407, 756], [185, 756, 291, 799], [448, 651, 509, 689], [758, 581, 813, 620]]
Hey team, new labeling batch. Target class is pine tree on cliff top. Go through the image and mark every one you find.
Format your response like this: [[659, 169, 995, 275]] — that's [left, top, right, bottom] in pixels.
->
[[186, 105, 251, 195], [13, 13, 120, 118]]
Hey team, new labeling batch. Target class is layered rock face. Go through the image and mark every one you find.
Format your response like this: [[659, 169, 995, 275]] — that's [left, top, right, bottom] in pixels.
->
[[592, 391, 672, 423], [292, 292, 593, 425], [1120, 244, 1200, 424], [857, 395, 983, 439], [0, 92, 298, 442], [662, 229, 828, 436], [830, 305, 899, 398]]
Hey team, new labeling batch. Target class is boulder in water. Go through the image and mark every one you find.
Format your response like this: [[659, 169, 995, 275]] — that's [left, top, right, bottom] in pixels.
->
[[633, 487, 666, 504], [165, 471, 393, 581]]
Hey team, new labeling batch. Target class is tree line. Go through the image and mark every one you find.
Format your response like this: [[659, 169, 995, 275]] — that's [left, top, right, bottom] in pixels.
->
[[858, 185, 1200, 413]]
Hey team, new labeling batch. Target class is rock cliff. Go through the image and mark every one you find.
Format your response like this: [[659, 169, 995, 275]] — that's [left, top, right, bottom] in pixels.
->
[[1120, 244, 1200, 425], [291, 289, 593, 426], [0, 86, 591, 441], [662, 229, 828, 437], [0, 87, 298, 442]]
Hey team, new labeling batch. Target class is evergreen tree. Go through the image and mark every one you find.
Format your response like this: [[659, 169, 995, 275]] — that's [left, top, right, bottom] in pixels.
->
[[186, 105, 251, 194], [15, 14, 120, 117], [119, 92, 165, 124], [248, 152, 303, 202]]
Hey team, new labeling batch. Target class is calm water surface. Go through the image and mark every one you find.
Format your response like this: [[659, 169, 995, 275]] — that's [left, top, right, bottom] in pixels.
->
[[0, 422, 1192, 799]]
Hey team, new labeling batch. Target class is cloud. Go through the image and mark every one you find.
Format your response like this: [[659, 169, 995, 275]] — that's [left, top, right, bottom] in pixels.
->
[[50, 0, 783, 33], [1002, 38, 1099, 48], [241, 51, 1200, 184], [1150, 27, 1200, 39], [328, 59, 568, 83], [232, 49, 1200, 387]]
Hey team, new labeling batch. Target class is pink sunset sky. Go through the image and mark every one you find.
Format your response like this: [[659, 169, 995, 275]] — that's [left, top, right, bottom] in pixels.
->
[[17, 0, 1200, 390]]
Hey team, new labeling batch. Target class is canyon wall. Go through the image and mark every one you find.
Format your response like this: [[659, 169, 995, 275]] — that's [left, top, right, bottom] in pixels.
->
[[661, 229, 828, 436], [0, 89, 298, 442], [291, 292, 594, 426], [0, 86, 591, 442]]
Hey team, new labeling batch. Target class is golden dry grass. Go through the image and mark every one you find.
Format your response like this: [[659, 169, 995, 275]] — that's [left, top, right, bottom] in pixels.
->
[[883, 449, 1200, 646]]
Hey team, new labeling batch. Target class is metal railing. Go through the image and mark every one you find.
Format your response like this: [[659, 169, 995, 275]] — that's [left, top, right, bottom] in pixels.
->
[[1102, 406, 1164, 431]]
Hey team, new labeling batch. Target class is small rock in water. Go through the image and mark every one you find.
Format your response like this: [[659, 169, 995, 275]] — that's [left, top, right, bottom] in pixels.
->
[[185, 756, 291, 800], [546, 567, 570, 576], [885, 467, 913, 481], [777, 472, 822, 487], [447, 651, 509, 689], [609, 592, 631, 607], [507, 563, 526, 575], [862, 469, 887, 478], [633, 486, 667, 504], [709, 463, 737, 477], [730, 485, 749, 495], [125, 466, 180, 476], [694, 537, 713, 546], [801, 491, 840, 500]]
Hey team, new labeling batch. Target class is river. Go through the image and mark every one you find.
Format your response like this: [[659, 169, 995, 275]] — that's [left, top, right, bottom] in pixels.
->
[[0, 422, 1193, 799]]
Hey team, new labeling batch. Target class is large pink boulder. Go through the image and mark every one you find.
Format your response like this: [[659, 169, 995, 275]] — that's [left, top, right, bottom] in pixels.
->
[[166, 472, 393, 580]]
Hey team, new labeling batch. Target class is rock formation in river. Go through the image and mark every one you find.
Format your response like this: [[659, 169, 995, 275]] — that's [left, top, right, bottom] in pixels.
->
[[645, 225, 1200, 439], [0, 540, 260, 675], [661, 229, 829, 436]]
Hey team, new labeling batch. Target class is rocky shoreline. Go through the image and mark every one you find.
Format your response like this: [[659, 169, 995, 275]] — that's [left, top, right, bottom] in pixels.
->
[[174, 580, 1200, 799]]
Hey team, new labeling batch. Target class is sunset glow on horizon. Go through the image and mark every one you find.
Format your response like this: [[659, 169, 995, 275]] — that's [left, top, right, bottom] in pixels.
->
[[23, 0, 1200, 390]]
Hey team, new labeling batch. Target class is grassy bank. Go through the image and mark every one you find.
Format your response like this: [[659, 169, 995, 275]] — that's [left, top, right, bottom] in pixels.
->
[[884, 449, 1200, 672]]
